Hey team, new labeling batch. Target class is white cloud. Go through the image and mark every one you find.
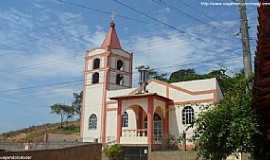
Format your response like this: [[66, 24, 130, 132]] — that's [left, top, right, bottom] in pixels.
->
[[132, 34, 192, 67], [130, 20, 243, 75]]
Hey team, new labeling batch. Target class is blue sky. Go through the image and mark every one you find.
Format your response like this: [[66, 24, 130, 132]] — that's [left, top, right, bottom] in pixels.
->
[[0, 0, 259, 133]]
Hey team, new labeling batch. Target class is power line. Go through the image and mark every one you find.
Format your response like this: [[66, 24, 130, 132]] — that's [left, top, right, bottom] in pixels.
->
[[0, 49, 245, 94], [0, 79, 83, 93], [111, 0, 243, 57], [0, 25, 240, 75], [56, 0, 148, 24], [61, 0, 204, 42], [0, 81, 82, 103], [0, 0, 146, 58], [176, 0, 218, 22], [152, 0, 236, 41], [0, 42, 241, 78], [153, 0, 214, 25], [112, 0, 207, 42]]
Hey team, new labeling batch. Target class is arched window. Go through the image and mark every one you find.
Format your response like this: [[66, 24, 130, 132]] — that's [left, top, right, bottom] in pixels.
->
[[182, 106, 194, 125], [89, 114, 97, 129], [122, 112, 128, 127], [93, 58, 100, 69], [92, 72, 99, 84], [116, 74, 124, 85], [117, 60, 124, 70]]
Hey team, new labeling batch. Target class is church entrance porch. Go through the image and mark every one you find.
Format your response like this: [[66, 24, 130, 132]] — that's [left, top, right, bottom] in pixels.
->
[[110, 93, 172, 145]]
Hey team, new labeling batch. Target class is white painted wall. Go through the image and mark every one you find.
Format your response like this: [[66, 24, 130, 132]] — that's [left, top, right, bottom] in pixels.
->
[[147, 82, 167, 97], [82, 48, 107, 143], [86, 48, 106, 56], [154, 99, 166, 112], [106, 110, 117, 142], [82, 84, 104, 142], [111, 49, 131, 59], [82, 47, 133, 143], [169, 103, 210, 140], [169, 88, 213, 101], [147, 80, 220, 102], [122, 98, 148, 113], [171, 78, 216, 91]]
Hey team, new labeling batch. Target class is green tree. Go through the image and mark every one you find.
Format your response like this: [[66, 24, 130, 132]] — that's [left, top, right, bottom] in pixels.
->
[[63, 105, 76, 126], [72, 91, 83, 119], [193, 74, 258, 160], [50, 104, 74, 128], [169, 69, 202, 82], [149, 69, 169, 82], [206, 69, 231, 92]]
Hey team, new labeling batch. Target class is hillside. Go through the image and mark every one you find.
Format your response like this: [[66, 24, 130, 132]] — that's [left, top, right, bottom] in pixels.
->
[[0, 120, 80, 143]]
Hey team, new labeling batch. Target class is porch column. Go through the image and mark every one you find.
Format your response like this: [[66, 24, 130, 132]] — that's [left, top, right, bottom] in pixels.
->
[[163, 102, 169, 143], [147, 96, 154, 144], [116, 100, 122, 143]]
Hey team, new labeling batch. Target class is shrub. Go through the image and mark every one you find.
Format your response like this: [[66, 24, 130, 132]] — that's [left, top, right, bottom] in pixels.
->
[[103, 144, 122, 160]]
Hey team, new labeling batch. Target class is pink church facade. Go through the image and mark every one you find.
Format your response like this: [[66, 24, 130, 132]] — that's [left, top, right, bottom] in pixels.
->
[[80, 21, 223, 146]]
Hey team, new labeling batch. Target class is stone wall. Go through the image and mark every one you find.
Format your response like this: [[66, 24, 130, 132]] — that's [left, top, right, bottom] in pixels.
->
[[0, 143, 101, 160]]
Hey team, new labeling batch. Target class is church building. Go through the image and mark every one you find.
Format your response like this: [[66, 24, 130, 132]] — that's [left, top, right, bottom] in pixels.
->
[[80, 21, 223, 146]]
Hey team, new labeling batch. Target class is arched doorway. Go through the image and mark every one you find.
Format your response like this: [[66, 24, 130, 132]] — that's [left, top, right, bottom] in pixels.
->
[[143, 113, 162, 144], [121, 105, 148, 138], [153, 113, 162, 143]]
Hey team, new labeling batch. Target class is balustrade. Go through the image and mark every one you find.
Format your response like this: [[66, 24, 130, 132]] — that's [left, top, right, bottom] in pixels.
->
[[122, 129, 147, 137]]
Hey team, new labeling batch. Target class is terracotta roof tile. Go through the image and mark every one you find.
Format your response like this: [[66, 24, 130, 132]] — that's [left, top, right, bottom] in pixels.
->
[[101, 21, 122, 49]]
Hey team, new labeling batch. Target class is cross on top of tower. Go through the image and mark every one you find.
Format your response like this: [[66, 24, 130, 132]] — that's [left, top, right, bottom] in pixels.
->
[[111, 11, 116, 22], [100, 15, 122, 49]]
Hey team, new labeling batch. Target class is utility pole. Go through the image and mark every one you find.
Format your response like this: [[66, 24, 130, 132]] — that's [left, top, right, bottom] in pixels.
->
[[238, 0, 253, 79]]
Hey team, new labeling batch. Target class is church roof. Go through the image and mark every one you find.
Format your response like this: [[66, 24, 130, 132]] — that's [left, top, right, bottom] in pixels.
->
[[110, 92, 173, 103], [100, 21, 122, 49]]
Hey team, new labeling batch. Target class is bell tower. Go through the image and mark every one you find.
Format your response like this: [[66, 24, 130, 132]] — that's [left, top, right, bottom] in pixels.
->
[[81, 21, 133, 143]]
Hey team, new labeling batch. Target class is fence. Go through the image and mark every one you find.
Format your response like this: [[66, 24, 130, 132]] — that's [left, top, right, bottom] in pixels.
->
[[0, 143, 102, 160]]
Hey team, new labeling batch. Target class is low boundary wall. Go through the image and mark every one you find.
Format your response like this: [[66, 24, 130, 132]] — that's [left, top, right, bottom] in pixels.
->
[[0, 143, 102, 160]]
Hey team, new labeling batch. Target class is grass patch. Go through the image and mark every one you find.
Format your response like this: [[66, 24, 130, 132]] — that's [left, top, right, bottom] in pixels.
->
[[0, 120, 80, 142], [51, 125, 80, 134]]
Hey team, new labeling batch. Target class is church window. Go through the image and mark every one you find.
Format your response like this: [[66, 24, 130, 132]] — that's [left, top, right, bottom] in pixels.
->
[[182, 106, 194, 125], [122, 112, 128, 127], [93, 58, 100, 69], [89, 114, 97, 129], [92, 72, 99, 84], [117, 60, 124, 71], [116, 74, 124, 85]]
